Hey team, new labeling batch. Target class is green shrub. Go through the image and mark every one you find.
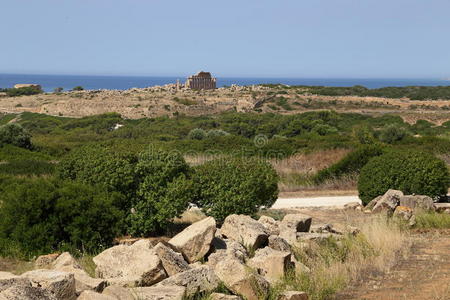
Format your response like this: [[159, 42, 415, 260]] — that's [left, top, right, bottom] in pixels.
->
[[188, 128, 207, 140], [0, 178, 123, 258], [72, 86, 84, 91], [5, 86, 43, 97], [193, 157, 279, 222], [207, 129, 229, 138], [377, 125, 409, 144], [314, 145, 385, 184], [0, 123, 32, 149], [358, 150, 450, 204], [129, 148, 194, 236], [0, 160, 55, 176]]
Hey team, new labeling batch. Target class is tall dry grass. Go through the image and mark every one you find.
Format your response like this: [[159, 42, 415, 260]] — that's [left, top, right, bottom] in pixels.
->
[[270, 216, 410, 300]]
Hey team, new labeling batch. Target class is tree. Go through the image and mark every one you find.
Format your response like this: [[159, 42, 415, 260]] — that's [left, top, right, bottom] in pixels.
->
[[72, 86, 84, 91], [54, 87, 64, 93]]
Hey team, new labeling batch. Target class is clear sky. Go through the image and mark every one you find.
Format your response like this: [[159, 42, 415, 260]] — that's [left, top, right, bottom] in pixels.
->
[[1, 0, 449, 78]]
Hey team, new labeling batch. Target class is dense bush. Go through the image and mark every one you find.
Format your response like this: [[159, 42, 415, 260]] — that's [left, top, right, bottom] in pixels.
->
[[377, 125, 409, 144], [188, 128, 207, 140], [358, 150, 450, 204], [314, 145, 385, 184], [72, 86, 84, 91], [5, 86, 43, 97], [129, 148, 194, 236], [0, 160, 55, 176], [57, 145, 137, 210], [193, 157, 279, 222], [0, 179, 123, 257], [0, 123, 32, 149]]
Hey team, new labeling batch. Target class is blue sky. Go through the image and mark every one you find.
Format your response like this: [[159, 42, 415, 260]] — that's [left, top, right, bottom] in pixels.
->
[[1, 0, 449, 78]]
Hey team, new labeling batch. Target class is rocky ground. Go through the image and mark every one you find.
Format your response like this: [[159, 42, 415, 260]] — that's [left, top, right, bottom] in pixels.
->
[[0, 190, 448, 300], [1, 85, 450, 124]]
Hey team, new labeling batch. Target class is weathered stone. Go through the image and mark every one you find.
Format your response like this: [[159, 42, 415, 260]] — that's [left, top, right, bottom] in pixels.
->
[[211, 237, 248, 261], [280, 214, 312, 233], [309, 224, 333, 234], [77, 290, 115, 300], [93, 240, 166, 287], [248, 247, 291, 282], [365, 196, 382, 211], [400, 195, 434, 211], [258, 216, 280, 235], [168, 217, 216, 263], [35, 253, 60, 268], [0, 285, 57, 300], [155, 265, 219, 296], [290, 257, 310, 275], [296, 232, 339, 242], [278, 291, 309, 300], [268, 235, 291, 252], [212, 256, 270, 300], [0, 272, 31, 292], [21, 269, 76, 300], [154, 242, 190, 276], [52, 252, 106, 295], [434, 203, 450, 214], [344, 202, 362, 211], [393, 206, 414, 221], [210, 293, 242, 300], [372, 190, 403, 213], [220, 215, 269, 249], [130, 286, 186, 300], [102, 285, 134, 300]]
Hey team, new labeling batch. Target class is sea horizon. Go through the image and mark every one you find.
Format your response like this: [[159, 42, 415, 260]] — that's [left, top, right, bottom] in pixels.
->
[[1, 73, 449, 92]]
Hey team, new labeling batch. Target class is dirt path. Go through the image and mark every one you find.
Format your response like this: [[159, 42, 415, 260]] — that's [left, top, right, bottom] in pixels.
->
[[273, 195, 361, 209], [336, 231, 450, 300]]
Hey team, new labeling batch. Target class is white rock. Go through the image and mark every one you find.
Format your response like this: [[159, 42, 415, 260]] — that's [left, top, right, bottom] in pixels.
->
[[21, 269, 76, 300], [220, 215, 269, 249]]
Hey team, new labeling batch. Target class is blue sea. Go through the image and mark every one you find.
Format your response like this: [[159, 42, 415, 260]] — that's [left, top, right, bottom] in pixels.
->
[[1, 74, 449, 92]]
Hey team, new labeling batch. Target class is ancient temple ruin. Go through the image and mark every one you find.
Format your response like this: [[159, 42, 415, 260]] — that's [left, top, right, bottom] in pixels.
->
[[185, 71, 217, 90]]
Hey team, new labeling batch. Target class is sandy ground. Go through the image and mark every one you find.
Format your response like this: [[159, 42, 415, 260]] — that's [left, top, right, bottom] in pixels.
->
[[273, 195, 361, 209]]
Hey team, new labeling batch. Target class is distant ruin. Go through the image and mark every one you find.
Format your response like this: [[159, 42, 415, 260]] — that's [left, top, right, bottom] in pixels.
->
[[185, 71, 216, 90]]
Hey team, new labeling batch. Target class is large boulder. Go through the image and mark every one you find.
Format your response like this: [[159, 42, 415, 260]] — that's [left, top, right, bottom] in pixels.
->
[[0, 285, 57, 300], [35, 253, 60, 268], [399, 195, 434, 211], [258, 216, 280, 235], [212, 256, 270, 300], [102, 285, 134, 300], [372, 190, 403, 214], [278, 291, 309, 300], [0, 271, 31, 292], [154, 242, 190, 276], [93, 240, 166, 287], [211, 237, 248, 262], [220, 215, 269, 249], [155, 265, 219, 296], [434, 203, 450, 214], [268, 235, 291, 252], [364, 196, 382, 211], [168, 217, 216, 263], [278, 214, 312, 244], [52, 253, 106, 295], [21, 269, 76, 300], [77, 290, 115, 300], [280, 214, 312, 232], [130, 286, 186, 300], [247, 247, 291, 283]]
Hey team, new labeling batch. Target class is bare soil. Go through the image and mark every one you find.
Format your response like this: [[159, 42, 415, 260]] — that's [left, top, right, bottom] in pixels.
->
[[336, 230, 450, 300]]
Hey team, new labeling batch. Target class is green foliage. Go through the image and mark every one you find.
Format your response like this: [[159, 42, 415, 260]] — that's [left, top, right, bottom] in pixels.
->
[[0, 160, 55, 176], [0, 145, 52, 161], [57, 145, 137, 211], [206, 129, 229, 138], [413, 212, 450, 229], [188, 128, 207, 140], [54, 87, 64, 93], [314, 145, 385, 184], [129, 148, 194, 236], [193, 157, 279, 222], [0, 178, 123, 258], [358, 150, 450, 204], [0, 123, 32, 149], [5, 86, 43, 97], [72, 86, 84, 91], [377, 125, 409, 144]]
